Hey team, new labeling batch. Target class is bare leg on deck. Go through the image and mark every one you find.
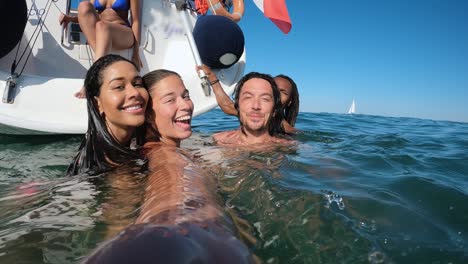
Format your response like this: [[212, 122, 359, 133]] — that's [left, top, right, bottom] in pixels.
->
[[75, 2, 135, 99]]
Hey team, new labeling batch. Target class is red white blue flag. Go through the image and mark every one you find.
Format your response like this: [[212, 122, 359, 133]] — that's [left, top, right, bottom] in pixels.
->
[[252, 0, 292, 34]]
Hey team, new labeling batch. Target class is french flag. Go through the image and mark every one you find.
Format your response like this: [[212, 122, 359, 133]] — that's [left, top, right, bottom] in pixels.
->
[[252, 0, 292, 34]]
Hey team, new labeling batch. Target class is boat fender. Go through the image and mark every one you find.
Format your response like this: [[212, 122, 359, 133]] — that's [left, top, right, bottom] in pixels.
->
[[193, 15, 244, 69], [0, 0, 28, 59]]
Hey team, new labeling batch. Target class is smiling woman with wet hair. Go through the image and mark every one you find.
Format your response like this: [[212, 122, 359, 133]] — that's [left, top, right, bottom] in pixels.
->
[[67, 54, 148, 176], [82, 68, 254, 263], [142, 69, 194, 147]]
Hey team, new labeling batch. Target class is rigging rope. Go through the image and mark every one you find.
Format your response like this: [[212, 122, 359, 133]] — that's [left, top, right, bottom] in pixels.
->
[[10, 0, 59, 77]]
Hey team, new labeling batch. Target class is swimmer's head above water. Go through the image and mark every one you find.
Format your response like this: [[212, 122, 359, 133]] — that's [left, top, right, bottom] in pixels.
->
[[233, 72, 284, 137], [213, 72, 291, 146], [67, 54, 148, 176], [143, 69, 194, 147]]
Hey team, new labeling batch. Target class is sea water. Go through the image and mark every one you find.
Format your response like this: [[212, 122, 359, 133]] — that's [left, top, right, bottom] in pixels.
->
[[0, 109, 467, 263]]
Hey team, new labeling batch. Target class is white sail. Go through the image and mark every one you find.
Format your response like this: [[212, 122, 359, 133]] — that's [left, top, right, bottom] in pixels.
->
[[347, 99, 356, 114]]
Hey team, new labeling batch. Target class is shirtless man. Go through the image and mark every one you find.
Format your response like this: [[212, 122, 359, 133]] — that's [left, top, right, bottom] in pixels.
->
[[198, 65, 299, 134], [213, 72, 289, 145]]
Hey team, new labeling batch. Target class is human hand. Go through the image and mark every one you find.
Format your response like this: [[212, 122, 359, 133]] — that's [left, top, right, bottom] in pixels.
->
[[196, 64, 217, 82], [59, 13, 70, 28]]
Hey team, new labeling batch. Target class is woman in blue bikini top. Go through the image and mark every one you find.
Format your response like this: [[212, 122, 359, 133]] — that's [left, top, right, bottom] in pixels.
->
[[93, 0, 129, 11], [59, 0, 142, 98]]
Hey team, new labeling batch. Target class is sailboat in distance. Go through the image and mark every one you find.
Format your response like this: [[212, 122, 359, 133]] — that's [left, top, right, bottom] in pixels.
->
[[347, 99, 356, 114]]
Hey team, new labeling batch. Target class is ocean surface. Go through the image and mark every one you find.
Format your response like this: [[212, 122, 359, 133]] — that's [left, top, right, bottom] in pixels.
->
[[0, 109, 467, 263]]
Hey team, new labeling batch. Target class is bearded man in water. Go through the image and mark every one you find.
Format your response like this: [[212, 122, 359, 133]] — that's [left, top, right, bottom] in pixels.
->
[[213, 72, 289, 145]]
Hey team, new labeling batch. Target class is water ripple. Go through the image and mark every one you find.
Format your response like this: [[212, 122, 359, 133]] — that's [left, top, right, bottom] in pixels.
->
[[0, 110, 467, 263]]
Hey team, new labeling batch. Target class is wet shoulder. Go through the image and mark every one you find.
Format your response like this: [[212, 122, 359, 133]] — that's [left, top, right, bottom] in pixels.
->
[[273, 135, 295, 145], [213, 130, 239, 145]]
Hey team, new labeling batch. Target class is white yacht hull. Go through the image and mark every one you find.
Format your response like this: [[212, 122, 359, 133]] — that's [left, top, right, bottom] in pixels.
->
[[0, 0, 245, 135]]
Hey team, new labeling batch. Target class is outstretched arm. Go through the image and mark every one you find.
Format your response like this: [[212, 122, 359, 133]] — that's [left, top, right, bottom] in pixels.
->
[[198, 65, 238, 116]]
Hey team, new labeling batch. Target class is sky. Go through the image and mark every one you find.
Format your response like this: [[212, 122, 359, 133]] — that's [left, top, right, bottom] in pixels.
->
[[67, 0, 467, 122], [237, 0, 468, 123]]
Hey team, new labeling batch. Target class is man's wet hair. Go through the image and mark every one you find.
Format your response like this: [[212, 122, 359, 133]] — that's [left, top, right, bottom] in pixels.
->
[[233, 72, 285, 136]]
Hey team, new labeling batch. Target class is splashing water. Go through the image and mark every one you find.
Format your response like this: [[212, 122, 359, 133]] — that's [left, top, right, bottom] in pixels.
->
[[321, 190, 345, 210]]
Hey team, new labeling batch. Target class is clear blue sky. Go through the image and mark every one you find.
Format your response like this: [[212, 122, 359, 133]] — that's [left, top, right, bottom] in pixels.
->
[[68, 0, 467, 122], [238, 0, 468, 123]]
